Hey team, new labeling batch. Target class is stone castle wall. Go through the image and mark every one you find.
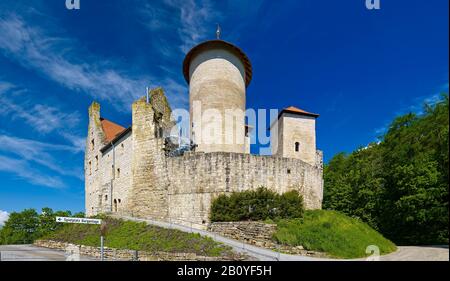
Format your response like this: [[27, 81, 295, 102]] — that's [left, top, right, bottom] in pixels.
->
[[189, 48, 247, 154], [85, 102, 107, 216], [100, 132, 132, 215], [85, 102, 133, 217], [128, 97, 169, 220], [86, 94, 324, 229], [165, 152, 323, 229]]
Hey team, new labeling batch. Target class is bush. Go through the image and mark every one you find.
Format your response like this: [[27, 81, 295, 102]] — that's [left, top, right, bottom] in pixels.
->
[[210, 187, 304, 222]]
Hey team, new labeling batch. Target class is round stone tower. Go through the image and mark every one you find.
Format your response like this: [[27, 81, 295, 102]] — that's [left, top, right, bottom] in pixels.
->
[[183, 40, 252, 153]]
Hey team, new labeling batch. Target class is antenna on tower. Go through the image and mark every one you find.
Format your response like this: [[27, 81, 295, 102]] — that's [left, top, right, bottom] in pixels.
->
[[216, 24, 221, 40], [146, 87, 149, 103]]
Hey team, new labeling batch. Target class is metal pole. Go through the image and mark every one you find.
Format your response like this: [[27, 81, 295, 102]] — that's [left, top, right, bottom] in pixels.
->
[[100, 235, 104, 261], [0, 251, 2, 261]]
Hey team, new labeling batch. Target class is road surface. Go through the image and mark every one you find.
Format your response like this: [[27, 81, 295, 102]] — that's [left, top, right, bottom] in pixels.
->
[[378, 246, 449, 261], [0, 244, 97, 261], [0, 244, 447, 261]]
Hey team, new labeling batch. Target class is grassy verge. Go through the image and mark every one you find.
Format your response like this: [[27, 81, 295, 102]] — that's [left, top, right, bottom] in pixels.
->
[[272, 210, 397, 259], [42, 217, 230, 257]]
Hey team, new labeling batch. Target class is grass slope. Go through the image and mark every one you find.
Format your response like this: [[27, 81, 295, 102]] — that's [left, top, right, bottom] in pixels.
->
[[42, 217, 230, 257], [273, 210, 397, 258]]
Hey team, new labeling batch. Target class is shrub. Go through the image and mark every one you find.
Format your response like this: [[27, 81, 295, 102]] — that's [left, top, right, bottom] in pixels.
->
[[210, 187, 304, 222]]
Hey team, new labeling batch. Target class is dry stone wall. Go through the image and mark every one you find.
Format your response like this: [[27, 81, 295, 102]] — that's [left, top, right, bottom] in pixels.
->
[[208, 222, 277, 248], [34, 240, 247, 261]]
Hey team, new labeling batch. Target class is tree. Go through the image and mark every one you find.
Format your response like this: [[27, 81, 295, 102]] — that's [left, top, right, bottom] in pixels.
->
[[0, 208, 86, 245], [0, 209, 39, 244], [323, 94, 449, 245]]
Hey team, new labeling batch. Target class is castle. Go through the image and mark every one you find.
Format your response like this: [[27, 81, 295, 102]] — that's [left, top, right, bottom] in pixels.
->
[[85, 39, 323, 229]]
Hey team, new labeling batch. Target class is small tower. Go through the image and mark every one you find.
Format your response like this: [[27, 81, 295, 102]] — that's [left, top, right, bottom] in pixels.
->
[[270, 106, 319, 166], [183, 35, 252, 153]]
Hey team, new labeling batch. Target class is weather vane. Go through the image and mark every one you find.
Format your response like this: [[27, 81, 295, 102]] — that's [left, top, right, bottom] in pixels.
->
[[216, 24, 221, 40]]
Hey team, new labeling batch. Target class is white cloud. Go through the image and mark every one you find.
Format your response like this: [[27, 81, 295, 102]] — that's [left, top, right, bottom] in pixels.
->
[[0, 210, 9, 226], [0, 134, 83, 180], [0, 155, 65, 188], [0, 15, 150, 111], [0, 82, 80, 134], [141, 0, 221, 54]]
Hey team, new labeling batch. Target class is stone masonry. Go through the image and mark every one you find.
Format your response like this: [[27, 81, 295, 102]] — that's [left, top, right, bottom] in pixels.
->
[[85, 90, 324, 228], [34, 240, 247, 261], [85, 39, 324, 230]]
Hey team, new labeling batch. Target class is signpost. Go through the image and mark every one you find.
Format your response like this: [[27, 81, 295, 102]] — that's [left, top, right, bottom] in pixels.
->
[[56, 217, 102, 225], [56, 217, 104, 261]]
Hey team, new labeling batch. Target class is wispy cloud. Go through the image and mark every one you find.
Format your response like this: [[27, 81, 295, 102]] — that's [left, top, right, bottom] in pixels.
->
[[0, 15, 150, 111], [141, 0, 221, 54], [0, 210, 9, 226], [397, 83, 449, 116], [0, 134, 83, 181], [0, 155, 65, 189], [0, 81, 80, 134], [373, 83, 449, 140]]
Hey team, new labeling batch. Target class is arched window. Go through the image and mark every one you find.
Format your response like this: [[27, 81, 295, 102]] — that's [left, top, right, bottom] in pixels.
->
[[295, 142, 300, 152], [113, 199, 118, 212]]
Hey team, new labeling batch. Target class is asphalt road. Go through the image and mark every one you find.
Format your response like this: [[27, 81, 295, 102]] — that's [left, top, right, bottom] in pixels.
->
[[0, 244, 447, 261], [378, 246, 449, 261], [0, 244, 97, 261]]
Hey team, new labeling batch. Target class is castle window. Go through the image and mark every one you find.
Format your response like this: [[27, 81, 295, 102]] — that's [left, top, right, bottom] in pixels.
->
[[113, 199, 117, 212], [91, 139, 95, 151], [105, 195, 108, 201], [287, 169, 291, 174], [88, 161, 92, 175], [116, 168, 121, 178], [95, 155, 99, 170], [295, 142, 300, 152], [118, 199, 121, 204]]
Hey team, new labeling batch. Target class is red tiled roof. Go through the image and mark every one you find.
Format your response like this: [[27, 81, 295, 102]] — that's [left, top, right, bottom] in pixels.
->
[[282, 106, 319, 117], [100, 118, 126, 142], [268, 106, 319, 130]]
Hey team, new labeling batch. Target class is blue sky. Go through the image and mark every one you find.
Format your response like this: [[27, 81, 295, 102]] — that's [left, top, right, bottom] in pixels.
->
[[0, 0, 448, 216]]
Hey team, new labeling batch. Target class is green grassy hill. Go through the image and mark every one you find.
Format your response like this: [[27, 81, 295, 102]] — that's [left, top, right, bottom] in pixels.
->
[[272, 210, 397, 259], [42, 217, 230, 257]]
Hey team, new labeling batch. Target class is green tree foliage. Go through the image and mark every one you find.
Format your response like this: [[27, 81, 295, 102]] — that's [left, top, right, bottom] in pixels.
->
[[0, 208, 85, 245], [210, 187, 304, 222], [323, 94, 449, 245]]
